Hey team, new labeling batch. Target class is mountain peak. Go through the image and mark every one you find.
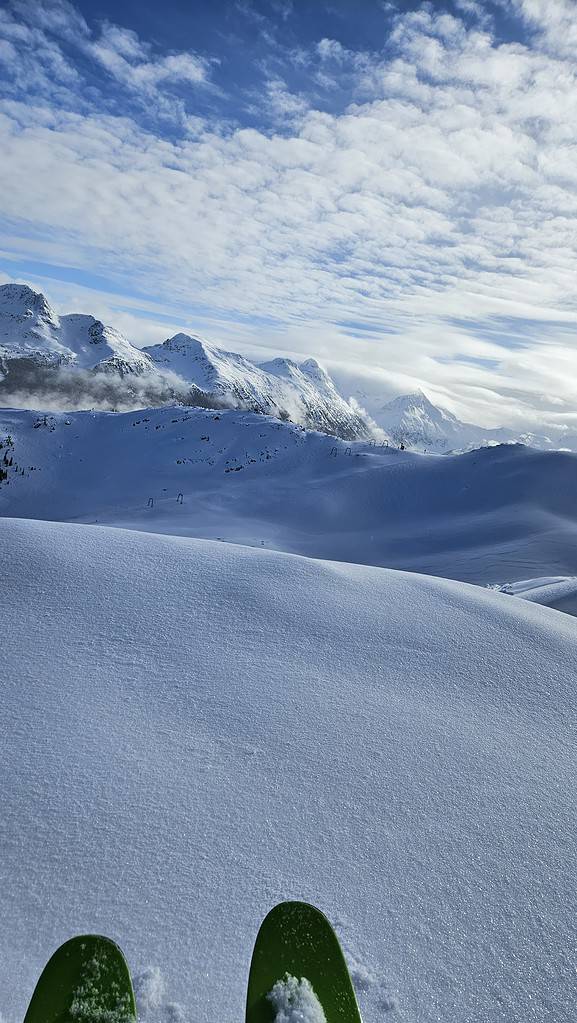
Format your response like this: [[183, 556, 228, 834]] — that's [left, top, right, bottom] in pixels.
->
[[381, 390, 459, 421], [161, 332, 208, 352], [148, 331, 254, 365], [376, 390, 465, 449], [0, 282, 46, 304], [0, 285, 151, 374], [262, 356, 334, 393], [145, 332, 256, 393], [261, 357, 300, 375], [0, 283, 58, 327], [385, 389, 433, 409], [301, 358, 331, 383]]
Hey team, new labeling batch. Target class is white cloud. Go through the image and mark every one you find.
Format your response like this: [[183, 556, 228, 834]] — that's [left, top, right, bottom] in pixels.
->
[[273, 0, 294, 20], [3, 0, 214, 119], [0, 6, 81, 99], [88, 34, 210, 92], [262, 78, 310, 120], [512, 0, 577, 58], [0, 39, 17, 64], [453, 0, 493, 25], [97, 22, 147, 61], [317, 38, 346, 62], [3, 1, 577, 428], [10, 0, 89, 40]]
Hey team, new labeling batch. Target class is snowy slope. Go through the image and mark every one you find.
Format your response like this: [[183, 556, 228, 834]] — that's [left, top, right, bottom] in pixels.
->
[[495, 576, 577, 616], [0, 284, 152, 374], [2, 405, 577, 587], [144, 334, 372, 439], [360, 390, 552, 453], [1, 518, 575, 1023]]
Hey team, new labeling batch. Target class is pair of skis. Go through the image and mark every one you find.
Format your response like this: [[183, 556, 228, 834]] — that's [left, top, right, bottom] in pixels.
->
[[23, 901, 362, 1023]]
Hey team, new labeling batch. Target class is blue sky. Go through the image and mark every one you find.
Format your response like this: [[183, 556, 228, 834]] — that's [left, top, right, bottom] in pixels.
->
[[2, 0, 577, 429]]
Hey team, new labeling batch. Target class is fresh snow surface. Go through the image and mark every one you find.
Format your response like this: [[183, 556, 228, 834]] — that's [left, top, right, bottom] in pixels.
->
[[2, 405, 577, 587], [268, 976, 327, 1023], [1, 518, 575, 1023]]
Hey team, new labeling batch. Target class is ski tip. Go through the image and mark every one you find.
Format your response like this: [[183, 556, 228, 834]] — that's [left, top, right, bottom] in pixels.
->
[[246, 901, 363, 1023], [259, 900, 333, 928], [24, 933, 136, 1023]]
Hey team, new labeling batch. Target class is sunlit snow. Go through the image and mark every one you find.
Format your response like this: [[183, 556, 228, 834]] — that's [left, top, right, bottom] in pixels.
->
[[268, 975, 326, 1023], [1, 518, 575, 1023]]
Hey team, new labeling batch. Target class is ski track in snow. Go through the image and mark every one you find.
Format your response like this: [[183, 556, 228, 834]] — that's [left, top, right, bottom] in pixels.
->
[[493, 576, 577, 616], [1, 518, 576, 1023]]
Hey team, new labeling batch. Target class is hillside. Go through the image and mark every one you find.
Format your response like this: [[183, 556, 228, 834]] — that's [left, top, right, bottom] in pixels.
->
[[1, 517, 575, 1023], [2, 405, 577, 589]]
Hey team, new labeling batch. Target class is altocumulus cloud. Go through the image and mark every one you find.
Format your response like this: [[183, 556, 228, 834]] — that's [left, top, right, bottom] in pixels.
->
[[2, 0, 577, 430]]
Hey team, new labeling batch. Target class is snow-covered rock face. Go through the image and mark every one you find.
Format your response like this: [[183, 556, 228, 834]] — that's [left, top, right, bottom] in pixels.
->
[[0, 283, 65, 365], [144, 333, 372, 440], [0, 284, 152, 375], [145, 333, 270, 399]]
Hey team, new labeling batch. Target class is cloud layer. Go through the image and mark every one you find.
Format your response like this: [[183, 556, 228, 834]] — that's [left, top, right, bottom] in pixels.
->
[[2, 0, 577, 430]]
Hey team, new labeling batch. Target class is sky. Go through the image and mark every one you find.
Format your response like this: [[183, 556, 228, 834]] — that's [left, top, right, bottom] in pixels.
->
[[2, 0, 577, 429]]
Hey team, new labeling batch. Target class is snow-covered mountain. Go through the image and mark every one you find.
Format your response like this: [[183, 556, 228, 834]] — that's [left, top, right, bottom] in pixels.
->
[[143, 333, 372, 439], [374, 390, 552, 452], [0, 286, 373, 439], [0, 284, 152, 375], [1, 285, 566, 450]]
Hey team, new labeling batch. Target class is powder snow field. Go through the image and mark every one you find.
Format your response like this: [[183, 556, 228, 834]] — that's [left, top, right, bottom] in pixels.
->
[[2, 405, 577, 587], [1, 518, 576, 1023]]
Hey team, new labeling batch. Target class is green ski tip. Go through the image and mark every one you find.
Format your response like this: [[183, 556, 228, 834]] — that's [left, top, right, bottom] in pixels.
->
[[24, 934, 136, 1023], [246, 901, 363, 1023]]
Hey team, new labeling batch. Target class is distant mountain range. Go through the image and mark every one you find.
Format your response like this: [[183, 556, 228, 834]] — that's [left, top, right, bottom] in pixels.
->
[[0, 285, 371, 440], [0, 283, 564, 451], [145, 332, 371, 439]]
